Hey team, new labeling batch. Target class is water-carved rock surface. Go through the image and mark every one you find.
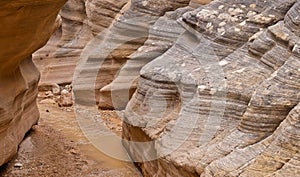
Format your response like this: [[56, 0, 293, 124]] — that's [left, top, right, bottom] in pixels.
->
[[72, 0, 191, 106], [0, 0, 66, 166], [24, 0, 300, 176], [123, 0, 300, 176], [33, 0, 129, 85], [98, 0, 212, 110]]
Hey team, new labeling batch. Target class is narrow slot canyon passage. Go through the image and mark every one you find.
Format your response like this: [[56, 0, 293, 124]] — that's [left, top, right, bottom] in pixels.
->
[[0, 0, 299, 176], [0, 88, 142, 176]]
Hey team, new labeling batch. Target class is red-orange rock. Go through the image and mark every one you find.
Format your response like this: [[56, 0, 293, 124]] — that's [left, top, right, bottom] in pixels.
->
[[0, 0, 66, 166]]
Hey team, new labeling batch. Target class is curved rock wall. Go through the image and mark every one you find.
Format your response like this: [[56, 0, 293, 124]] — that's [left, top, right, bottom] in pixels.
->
[[33, 0, 129, 85], [33, 0, 217, 111], [98, 0, 215, 110], [28, 0, 300, 175], [0, 0, 66, 166], [123, 0, 300, 176], [72, 0, 191, 106]]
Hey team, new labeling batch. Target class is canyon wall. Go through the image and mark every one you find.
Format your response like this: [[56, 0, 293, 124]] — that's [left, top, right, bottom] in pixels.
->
[[73, 0, 195, 107], [0, 0, 66, 166], [97, 0, 212, 110], [33, 0, 129, 86], [123, 0, 300, 176], [34, 0, 208, 109], [31, 0, 300, 176]]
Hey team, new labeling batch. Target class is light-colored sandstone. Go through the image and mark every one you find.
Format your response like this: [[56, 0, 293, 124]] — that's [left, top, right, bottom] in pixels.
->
[[122, 0, 300, 176], [0, 0, 66, 166]]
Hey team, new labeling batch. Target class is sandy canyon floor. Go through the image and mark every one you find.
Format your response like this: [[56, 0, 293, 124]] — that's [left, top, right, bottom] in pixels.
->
[[0, 92, 141, 177]]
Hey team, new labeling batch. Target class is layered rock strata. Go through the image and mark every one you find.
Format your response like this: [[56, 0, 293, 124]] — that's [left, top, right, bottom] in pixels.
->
[[97, 10, 186, 109], [34, 0, 213, 109], [0, 0, 66, 166], [123, 0, 300, 176], [72, 0, 191, 106], [33, 0, 129, 85], [98, 0, 212, 110]]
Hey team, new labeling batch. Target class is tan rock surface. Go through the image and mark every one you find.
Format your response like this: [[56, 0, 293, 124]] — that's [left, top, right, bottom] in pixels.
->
[[33, 0, 129, 85], [98, 0, 213, 110], [122, 0, 300, 176], [33, 0, 211, 109], [72, 0, 191, 107], [19, 0, 300, 176], [0, 0, 66, 166]]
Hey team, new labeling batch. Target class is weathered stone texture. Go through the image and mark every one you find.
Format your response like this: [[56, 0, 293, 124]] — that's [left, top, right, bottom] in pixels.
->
[[72, 0, 191, 107], [98, 3, 196, 110], [33, 0, 128, 85], [122, 0, 300, 176], [0, 0, 66, 166]]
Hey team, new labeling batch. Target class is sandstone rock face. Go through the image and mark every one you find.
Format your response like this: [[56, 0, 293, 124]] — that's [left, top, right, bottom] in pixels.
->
[[0, 0, 66, 166], [123, 0, 300, 176], [34, 0, 213, 110], [98, 0, 210, 110], [72, 0, 191, 107], [90, 1, 214, 110], [33, 0, 129, 85]]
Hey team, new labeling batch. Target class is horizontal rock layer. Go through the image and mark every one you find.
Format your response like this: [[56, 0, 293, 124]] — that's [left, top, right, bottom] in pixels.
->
[[98, 3, 196, 110], [123, 0, 300, 176], [33, 0, 128, 85], [72, 0, 191, 107], [35, 0, 197, 109], [0, 0, 66, 166]]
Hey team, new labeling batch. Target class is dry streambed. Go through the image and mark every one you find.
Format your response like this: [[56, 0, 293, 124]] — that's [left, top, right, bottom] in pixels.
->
[[0, 91, 141, 177]]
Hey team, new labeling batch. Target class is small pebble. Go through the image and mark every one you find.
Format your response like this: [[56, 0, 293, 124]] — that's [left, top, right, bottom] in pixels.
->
[[210, 15, 216, 19], [206, 22, 212, 28], [217, 27, 226, 35], [231, 16, 239, 22], [142, 1, 148, 6], [268, 14, 276, 18], [232, 8, 243, 16], [219, 60, 228, 66], [65, 85, 72, 92], [234, 27, 241, 32], [14, 163, 23, 168], [239, 21, 246, 26], [61, 89, 69, 95], [228, 8, 234, 13], [250, 4, 256, 9], [209, 88, 217, 95], [250, 14, 273, 23], [219, 21, 226, 27], [247, 11, 257, 17], [52, 87, 60, 95], [198, 85, 206, 91], [218, 5, 224, 10]]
